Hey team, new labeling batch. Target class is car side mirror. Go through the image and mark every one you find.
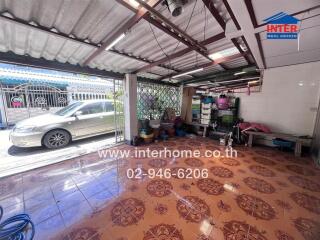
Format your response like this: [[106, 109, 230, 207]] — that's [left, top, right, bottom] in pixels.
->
[[74, 111, 83, 117]]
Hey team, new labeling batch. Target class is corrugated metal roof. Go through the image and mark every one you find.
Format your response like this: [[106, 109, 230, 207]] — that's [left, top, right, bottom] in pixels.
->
[[0, 19, 96, 63], [192, 64, 224, 77], [145, 65, 176, 76], [137, 72, 162, 79], [223, 57, 248, 68], [168, 74, 193, 82], [114, 18, 188, 61], [0, 0, 252, 85], [206, 38, 235, 54], [0, 0, 134, 44], [165, 51, 210, 70], [154, 0, 224, 41], [89, 51, 147, 73]]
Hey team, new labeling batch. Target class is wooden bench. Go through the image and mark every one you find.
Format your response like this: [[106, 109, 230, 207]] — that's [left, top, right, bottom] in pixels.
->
[[246, 131, 312, 157]]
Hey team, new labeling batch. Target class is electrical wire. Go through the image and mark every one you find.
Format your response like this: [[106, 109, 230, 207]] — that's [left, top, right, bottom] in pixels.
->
[[203, 3, 207, 41], [147, 0, 198, 80], [194, 1, 208, 70], [149, 23, 169, 58], [168, 0, 198, 80], [0, 206, 35, 240], [170, 0, 198, 55]]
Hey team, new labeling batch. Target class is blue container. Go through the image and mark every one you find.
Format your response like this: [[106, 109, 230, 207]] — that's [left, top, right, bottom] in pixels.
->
[[176, 129, 186, 137], [272, 138, 294, 148], [202, 97, 214, 104]]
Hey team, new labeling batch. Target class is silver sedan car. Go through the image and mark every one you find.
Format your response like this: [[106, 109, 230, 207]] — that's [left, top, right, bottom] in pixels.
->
[[10, 100, 116, 148]]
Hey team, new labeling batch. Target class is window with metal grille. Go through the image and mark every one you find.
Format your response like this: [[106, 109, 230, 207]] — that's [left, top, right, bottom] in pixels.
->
[[137, 82, 181, 120]]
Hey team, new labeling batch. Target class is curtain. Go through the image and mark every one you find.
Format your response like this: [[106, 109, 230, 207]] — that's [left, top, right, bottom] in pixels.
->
[[181, 87, 195, 123]]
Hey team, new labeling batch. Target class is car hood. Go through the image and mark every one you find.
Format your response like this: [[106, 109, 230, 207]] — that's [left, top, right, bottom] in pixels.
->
[[15, 114, 65, 128]]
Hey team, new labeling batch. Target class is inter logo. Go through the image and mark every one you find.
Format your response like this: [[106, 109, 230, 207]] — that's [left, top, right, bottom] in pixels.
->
[[264, 12, 300, 39]]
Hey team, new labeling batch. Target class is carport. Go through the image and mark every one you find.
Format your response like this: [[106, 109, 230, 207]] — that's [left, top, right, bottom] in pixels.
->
[[0, 0, 260, 141], [0, 0, 318, 143], [0, 0, 262, 177], [0, 1, 319, 240]]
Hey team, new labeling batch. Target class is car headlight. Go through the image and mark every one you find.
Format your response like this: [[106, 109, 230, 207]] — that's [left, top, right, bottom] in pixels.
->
[[14, 126, 37, 133]]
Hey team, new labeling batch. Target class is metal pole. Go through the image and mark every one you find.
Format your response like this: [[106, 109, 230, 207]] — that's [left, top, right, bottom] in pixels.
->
[[0, 82, 9, 127], [113, 79, 118, 143]]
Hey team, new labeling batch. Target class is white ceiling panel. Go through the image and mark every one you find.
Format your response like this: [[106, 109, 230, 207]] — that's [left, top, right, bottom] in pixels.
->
[[251, 0, 320, 25]]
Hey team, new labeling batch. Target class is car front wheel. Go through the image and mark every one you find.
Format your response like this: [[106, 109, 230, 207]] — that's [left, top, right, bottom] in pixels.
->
[[43, 130, 70, 149]]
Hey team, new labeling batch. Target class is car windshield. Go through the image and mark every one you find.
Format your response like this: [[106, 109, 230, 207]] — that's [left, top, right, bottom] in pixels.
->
[[55, 102, 83, 116]]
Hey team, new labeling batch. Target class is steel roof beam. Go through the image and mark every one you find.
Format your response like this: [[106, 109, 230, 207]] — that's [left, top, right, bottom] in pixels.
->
[[117, 0, 221, 73], [135, 0, 208, 54], [244, 0, 258, 28], [202, 0, 246, 71], [0, 14, 98, 48], [195, 74, 261, 91], [182, 64, 256, 84], [188, 71, 259, 86], [84, 0, 214, 67], [133, 32, 225, 73], [200, 0, 235, 71], [0, 12, 179, 74], [143, 14, 210, 61], [0, 51, 124, 79], [82, 0, 162, 66], [208, 81, 259, 91], [231, 38, 251, 64], [208, 84, 248, 92], [208, 75, 260, 87], [136, 77, 179, 86], [193, 76, 258, 89], [202, 0, 226, 30], [225, 0, 265, 69], [222, 0, 241, 30], [160, 52, 247, 81], [111, 49, 179, 72], [0, 51, 180, 86]]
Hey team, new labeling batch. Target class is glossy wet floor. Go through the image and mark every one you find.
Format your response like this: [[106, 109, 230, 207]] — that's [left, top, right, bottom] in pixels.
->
[[0, 137, 319, 240]]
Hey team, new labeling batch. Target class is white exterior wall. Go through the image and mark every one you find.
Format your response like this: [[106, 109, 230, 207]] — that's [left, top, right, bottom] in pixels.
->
[[236, 61, 320, 136], [124, 74, 138, 143]]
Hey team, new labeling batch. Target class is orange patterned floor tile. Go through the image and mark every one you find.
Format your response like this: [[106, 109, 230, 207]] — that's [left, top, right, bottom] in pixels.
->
[[0, 137, 320, 240]]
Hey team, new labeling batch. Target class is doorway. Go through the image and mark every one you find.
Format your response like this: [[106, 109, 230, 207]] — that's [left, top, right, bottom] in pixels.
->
[[0, 76, 125, 178]]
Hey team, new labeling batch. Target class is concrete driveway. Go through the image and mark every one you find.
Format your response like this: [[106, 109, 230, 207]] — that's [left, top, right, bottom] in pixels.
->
[[0, 129, 118, 178]]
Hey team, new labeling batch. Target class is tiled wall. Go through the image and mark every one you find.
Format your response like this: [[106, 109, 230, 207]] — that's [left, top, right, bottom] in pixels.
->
[[236, 61, 320, 136]]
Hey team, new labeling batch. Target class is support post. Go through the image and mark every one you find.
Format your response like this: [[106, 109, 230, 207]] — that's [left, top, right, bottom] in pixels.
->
[[124, 74, 138, 144], [294, 142, 302, 157], [248, 133, 253, 147], [0, 85, 8, 128]]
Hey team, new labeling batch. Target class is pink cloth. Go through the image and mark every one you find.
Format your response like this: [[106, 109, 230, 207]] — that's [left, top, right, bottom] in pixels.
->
[[239, 122, 272, 133]]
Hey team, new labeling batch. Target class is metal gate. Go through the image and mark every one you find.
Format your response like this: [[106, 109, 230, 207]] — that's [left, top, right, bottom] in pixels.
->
[[0, 82, 69, 125], [113, 79, 125, 143], [0, 80, 125, 143]]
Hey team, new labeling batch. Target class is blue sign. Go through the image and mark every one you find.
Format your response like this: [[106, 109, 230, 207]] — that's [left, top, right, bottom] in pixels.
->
[[264, 12, 300, 40]]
